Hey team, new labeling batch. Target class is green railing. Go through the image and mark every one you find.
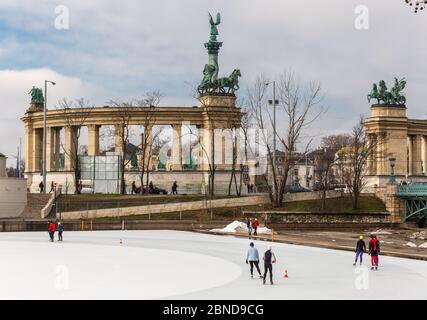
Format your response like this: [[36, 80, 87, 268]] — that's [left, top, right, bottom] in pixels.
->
[[396, 183, 427, 198]]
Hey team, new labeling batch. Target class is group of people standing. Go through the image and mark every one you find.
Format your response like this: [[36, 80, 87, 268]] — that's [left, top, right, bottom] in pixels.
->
[[47, 220, 64, 242], [246, 218, 260, 236], [353, 234, 381, 270]]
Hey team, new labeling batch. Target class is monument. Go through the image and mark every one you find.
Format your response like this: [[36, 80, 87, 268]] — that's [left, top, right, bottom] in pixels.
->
[[21, 13, 245, 194], [364, 77, 427, 188]]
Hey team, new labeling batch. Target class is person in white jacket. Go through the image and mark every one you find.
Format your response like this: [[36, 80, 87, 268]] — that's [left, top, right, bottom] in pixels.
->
[[246, 242, 262, 278]]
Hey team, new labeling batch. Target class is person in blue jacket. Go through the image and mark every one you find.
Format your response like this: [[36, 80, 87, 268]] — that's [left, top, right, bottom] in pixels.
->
[[246, 242, 262, 278], [57, 222, 64, 241]]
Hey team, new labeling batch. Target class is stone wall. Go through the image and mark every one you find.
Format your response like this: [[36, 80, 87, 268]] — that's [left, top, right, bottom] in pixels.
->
[[266, 211, 390, 225], [0, 178, 27, 218], [60, 194, 271, 220]]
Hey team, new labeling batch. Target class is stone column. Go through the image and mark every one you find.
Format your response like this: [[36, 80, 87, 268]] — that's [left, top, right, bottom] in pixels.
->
[[214, 129, 223, 166], [367, 134, 375, 175], [114, 124, 124, 154], [171, 124, 182, 170], [45, 127, 55, 172], [376, 133, 384, 175], [64, 126, 77, 171], [412, 135, 423, 175], [24, 123, 34, 172], [54, 128, 61, 170], [408, 136, 413, 176], [143, 125, 153, 167], [32, 128, 43, 172], [423, 136, 427, 175], [88, 125, 100, 156], [385, 183, 405, 224]]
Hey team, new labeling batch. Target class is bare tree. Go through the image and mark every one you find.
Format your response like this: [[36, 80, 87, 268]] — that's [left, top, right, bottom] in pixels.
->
[[108, 91, 163, 195], [247, 72, 325, 207], [316, 134, 352, 210], [57, 98, 94, 194], [341, 116, 377, 210]]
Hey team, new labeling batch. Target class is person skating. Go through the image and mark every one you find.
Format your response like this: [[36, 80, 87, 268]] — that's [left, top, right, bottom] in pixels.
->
[[247, 218, 252, 236], [263, 246, 276, 285], [57, 222, 64, 241], [48, 220, 56, 242], [368, 234, 380, 270], [252, 218, 260, 236], [353, 235, 366, 266], [246, 242, 262, 279]]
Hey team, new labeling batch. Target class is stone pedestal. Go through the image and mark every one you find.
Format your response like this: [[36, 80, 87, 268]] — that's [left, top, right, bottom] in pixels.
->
[[385, 183, 404, 223]]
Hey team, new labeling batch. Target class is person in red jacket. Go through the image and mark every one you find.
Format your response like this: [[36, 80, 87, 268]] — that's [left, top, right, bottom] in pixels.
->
[[252, 218, 260, 236], [48, 220, 56, 242], [368, 234, 380, 270]]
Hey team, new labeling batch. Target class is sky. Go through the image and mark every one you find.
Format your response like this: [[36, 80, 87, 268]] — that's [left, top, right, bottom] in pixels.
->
[[0, 0, 426, 166]]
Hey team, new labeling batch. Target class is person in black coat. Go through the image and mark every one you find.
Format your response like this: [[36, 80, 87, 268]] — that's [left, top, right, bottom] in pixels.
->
[[353, 235, 366, 266], [263, 246, 277, 285]]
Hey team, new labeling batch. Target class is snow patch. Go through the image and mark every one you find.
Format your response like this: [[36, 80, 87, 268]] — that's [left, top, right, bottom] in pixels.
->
[[210, 221, 272, 235], [418, 242, 427, 249], [410, 231, 426, 240], [404, 242, 417, 248], [371, 229, 392, 235]]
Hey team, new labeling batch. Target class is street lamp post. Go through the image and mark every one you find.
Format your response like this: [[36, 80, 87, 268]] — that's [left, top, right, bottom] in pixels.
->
[[42, 80, 56, 193], [266, 81, 278, 196]]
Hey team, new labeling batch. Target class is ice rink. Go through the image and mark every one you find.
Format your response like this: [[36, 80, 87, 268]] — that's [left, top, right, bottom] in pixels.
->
[[0, 230, 426, 300]]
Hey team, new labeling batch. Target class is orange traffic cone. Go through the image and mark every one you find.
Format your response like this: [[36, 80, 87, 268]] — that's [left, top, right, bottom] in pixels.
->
[[283, 270, 289, 279]]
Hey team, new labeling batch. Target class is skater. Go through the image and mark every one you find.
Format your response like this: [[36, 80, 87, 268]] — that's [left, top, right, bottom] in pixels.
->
[[172, 181, 178, 195], [263, 246, 276, 285], [47, 220, 56, 242], [369, 234, 380, 270], [246, 242, 262, 278], [252, 218, 260, 236], [353, 235, 366, 266], [57, 222, 64, 241], [247, 218, 252, 236]]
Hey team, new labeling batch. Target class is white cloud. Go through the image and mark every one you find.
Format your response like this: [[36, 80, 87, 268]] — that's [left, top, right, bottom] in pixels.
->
[[0, 68, 105, 165]]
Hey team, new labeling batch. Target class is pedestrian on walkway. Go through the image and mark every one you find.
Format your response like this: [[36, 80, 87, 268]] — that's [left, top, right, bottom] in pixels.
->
[[263, 246, 276, 285], [48, 220, 56, 242], [252, 218, 260, 236], [57, 222, 64, 241], [49, 181, 55, 194], [368, 234, 380, 270], [172, 181, 178, 195], [246, 242, 262, 279], [353, 235, 366, 266], [39, 181, 44, 193]]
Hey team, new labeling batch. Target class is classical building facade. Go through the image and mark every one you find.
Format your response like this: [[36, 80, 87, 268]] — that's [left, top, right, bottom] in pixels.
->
[[364, 104, 427, 187], [21, 96, 244, 194]]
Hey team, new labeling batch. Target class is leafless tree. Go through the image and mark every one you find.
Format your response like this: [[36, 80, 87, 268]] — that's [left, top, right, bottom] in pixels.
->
[[56, 98, 94, 194], [315, 134, 352, 210], [341, 116, 377, 210], [247, 72, 325, 207]]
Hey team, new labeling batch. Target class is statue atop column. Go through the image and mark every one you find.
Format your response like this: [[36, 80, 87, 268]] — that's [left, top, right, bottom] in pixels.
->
[[368, 78, 406, 105], [27, 86, 45, 112], [198, 12, 241, 95]]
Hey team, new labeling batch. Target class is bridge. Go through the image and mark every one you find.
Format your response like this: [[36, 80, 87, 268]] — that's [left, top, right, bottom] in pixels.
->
[[396, 183, 427, 222]]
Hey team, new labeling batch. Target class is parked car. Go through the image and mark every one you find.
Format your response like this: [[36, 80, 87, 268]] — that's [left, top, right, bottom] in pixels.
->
[[142, 186, 168, 195], [285, 185, 311, 193], [80, 184, 94, 194]]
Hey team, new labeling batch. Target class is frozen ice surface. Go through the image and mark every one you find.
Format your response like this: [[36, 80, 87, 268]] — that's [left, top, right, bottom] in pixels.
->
[[0, 230, 426, 300]]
